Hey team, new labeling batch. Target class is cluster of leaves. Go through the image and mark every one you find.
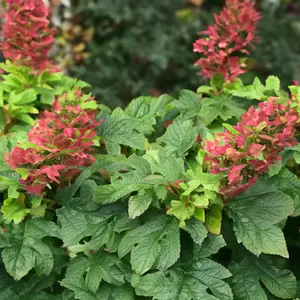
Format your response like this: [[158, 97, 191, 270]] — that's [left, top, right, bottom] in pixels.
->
[[1, 73, 300, 299], [0, 61, 66, 135], [1, 1, 300, 300]]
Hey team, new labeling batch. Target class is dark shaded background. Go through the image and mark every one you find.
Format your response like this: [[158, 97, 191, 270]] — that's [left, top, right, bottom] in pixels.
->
[[4, 0, 300, 108]]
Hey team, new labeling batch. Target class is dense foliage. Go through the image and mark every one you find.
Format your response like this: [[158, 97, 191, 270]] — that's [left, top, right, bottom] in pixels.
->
[[0, 0, 300, 300]]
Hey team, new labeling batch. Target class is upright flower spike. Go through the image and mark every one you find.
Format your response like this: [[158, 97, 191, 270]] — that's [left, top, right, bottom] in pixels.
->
[[204, 97, 299, 197], [193, 0, 261, 82], [5, 88, 101, 196], [1, 0, 57, 72]]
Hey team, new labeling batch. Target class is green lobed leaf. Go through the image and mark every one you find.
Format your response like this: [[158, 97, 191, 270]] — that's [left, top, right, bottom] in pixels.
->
[[94, 183, 151, 204], [61, 253, 125, 300], [118, 215, 180, 275], [226, 180, 293, 258], [171, 89, 201, 118], [230, 255, 297, 299], [132, 235, 232, 300], [125, 95, 172, 134], [199, 95, 246, 125], [185, 218, 208, 245], [0, 219, 61, 280], [97, 109, 147, 154], [128, 188, 156, 219], [157, 119, 198, 157]]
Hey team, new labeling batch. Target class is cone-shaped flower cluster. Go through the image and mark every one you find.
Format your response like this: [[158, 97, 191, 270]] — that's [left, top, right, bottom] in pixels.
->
[[1, 0, 56, 72], [205, 97, 299, 197], [5, 89, 101, 195], [193, 0, 261, 82]]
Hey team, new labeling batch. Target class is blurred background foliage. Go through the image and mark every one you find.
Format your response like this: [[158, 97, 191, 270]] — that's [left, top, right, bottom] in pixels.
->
[[3, 0, 300, 108]]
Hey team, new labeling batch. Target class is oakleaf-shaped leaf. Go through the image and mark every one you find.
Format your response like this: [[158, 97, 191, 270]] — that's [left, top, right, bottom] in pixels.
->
[[157, 119, 198, 157], [230, 255, 297, 299], [125, 95, 171, 134], [185, 218, 208, 245], [171, 90, 201, 118], [199, 95, 246, 125], [226, 180, 293, 258], [0, 219, 61, 280], [97, 110, 147, 154], [128, 188, 156, 219], [118, 215, 180, 274], [133, 235, 232, 300], [61, 253, 125, 300], [94, 183, 151, 204]]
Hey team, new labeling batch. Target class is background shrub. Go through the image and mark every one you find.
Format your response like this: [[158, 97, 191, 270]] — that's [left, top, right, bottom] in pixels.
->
[[58, 0, 300, 107]]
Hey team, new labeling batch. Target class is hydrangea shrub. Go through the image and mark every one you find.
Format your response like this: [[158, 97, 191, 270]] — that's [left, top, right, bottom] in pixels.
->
[[0, 0, 300, 299]]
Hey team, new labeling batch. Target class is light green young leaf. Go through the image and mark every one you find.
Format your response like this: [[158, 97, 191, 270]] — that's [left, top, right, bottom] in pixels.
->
[[265, 76, 280, 93], [15, 114, 35, 126], [0, 176, 20, 192], [228, 77, 266, 100], [227, 76, 280, 101], [118, 215, 180, 275], [0, 84, 3, 107], [167, 199, 195, 222], [8, 89, 37, 105], [0, 110, 4, 133], [1, 198, 30, 224], [289, 85, 300, 101]]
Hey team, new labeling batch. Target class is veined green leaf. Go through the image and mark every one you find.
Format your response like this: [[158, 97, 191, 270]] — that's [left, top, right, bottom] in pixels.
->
[[118, 215, 180, 275], [226, 180, 293, 258]]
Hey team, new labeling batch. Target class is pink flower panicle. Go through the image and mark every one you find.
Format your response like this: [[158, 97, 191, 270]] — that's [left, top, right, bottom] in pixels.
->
[[1, 0, 57, 72], [193, 0, 261, 82], [5, 89, 101, 196], [204, 97, 299, 197]]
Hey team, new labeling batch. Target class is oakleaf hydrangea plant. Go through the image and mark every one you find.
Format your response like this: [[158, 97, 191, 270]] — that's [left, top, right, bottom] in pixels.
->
[[0, 0, 299, 299]]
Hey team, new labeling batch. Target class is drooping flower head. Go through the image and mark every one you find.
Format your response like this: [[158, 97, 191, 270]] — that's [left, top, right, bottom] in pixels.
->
[[1, 0, 57, 72], [193, 0, 261, 82], [5, 88, 102, 196]]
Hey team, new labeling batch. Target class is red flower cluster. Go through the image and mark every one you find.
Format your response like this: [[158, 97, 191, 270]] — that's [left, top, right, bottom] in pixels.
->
[[205, 97, 299, 197], [5, 89, 101, 195], [193, 0, 261, 82], [1, 0, 57, 72]]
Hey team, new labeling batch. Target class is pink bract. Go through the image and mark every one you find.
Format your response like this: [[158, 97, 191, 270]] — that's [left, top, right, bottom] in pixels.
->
[[193, 0, 261, 82], [1, 0, 57, 72], [204, 97, 299, 197]]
